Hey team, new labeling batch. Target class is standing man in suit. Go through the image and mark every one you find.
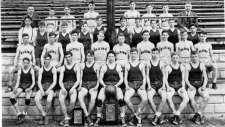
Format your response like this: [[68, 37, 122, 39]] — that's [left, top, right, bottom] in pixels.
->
[[21, 6, 40, 28], [178, 2, 198, 31]]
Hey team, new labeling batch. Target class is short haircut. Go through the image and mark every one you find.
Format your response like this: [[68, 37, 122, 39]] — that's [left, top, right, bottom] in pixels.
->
[[22, 57, 30, 62], [22, 33, 29, 38], [98, 30, 104, 36], [142, 30, 149, 35], [131, 47, 138, 53], [89, 0, 95, 5], [185, 2, 192, 6], [146, 4, 152, 7], [107, 50, 116, 57], [86, 50, 94, 56], [64, 5, 70, 9], [120, 16, 126, 21], [49, 32, 57, 37], [191, 50, 198, 56], [162, 30, 168, 34], [189, 23, 197, 28], [169, 18, 175, 22], [81, 21, 88, 26], [38, 21, 45, 27], [171, 52, 178, 57], [130, 0, 135, 4], [180, 30, 188, 35], [61, 21, 68, 27], [44, 54, 52, 59], [70, 29, 80, 35], [118, 33, 125, 37], [199, 31, 207, 35], [151, 20, 157, 23], [23, 16, 32, 21], [152, 48, 159, 52], [65, 51, 73, 57]]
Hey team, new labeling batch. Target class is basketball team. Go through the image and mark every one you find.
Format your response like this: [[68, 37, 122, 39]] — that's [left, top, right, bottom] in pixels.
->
[[6, 1, 218, 126]]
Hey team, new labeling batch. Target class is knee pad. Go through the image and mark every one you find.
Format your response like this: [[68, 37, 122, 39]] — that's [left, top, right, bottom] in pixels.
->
[[96, 99, 103, 107], [10, 98, 17, 105], [118, 99, 125, 107], [25, 99, 31, 106]]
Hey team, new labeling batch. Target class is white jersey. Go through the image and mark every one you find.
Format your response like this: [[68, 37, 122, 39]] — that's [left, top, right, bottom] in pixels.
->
[[157, 41, 174, 64], [16, 44, 35, 65], [66, 42, 84, 63], [91, 41, 110, 63], [60, 15, 76, 33], [137, 41, 155, 62], [195, 42, 212, 63], [113, 43, 130, 67], [124, 10, 140, 28], [159, 13, 173, 30], [84, 11, 99, 28], [176, 40, 193, 58], [43, 42, 63, 66], [45, 16, 58, 32], [18, 26, 37, 44]]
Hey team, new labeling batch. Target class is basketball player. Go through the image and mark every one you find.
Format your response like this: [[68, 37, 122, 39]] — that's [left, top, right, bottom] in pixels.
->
[[149, 20, 161, 47], [194, 31, 217, 89], [35, 54, 57, 125], [137, 30, 155, 64], [142, 4, 156, 31], [58, 52, 80, 126], [95, 51, 126, 126], [84, 1, 99, 33], [165, 53, 189, 125], [113, 33, 131, 70], [168, 19, 180, 46], [58, 22, 70, 54], [157, 30, 174, 66], [66, 29, 85, 64], [115, 16, 131, 45], [131, 18, 143, 47], [187, 24, 200, 45], [124, 1, 140, 30], [9, 58, 35, 124], [185, 51, 208, 125], [146, 48, 167, 126], [176, 31, 194, 65], [91, 31, 110, 69], [78, 51, 100, 126], [18, 16, 37, 45], [159, 5, 173, 30], [60, 6, 76, 33], [45, 8, 58, 33], [7, 33, 35, 92], [41, 32, 64, 70], [124, 48, 147, 126], [93, 16, 107, 42]]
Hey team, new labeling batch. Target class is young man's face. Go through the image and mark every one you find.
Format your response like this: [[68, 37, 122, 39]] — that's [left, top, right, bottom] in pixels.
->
[[96, 18, 103, 26], [199, 34, 207, 42], [97, 32, 104, 41], [181, 32, 188, 40], [86, 54, 94, 63], [70, 33, 78, 41], [162, 32, 169, 41], [44, 57, 51, 66], [65, 54, 73, 64], [88, 4, 95, 11], [120, 19, 127, 27], [23, 36, 29, 44], [39, 25, 46, 32], [25, 18, 32, 26], [163, 6, 169, 12], [118, 36, 125, 44], [130, 2, 136, 10], [49, 36, 56, 44], [131, 51, 138, 60], [146, 5, 153, 12], [191, 54, 199, 63], [49, 10, 55, 16], [27, 7, 34, 14], [142, 32, 150, 41], [61, 25, 68, 32], [108, 53, 116, 63], [151, 21, 157, 28], [190, 26, 197, 33], [23, 59, 30, 68], [81, 24, 88, 32], [185, 4, 192, 12], [152, 50, 159, 59], [135, 19, 141, 26], [64, 7, 70, 15], [171, 54, 179, 63], [169, 20, 175, 27]]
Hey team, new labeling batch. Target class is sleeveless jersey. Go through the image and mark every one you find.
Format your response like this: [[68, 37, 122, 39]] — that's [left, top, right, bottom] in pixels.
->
[[58, 32, 70, 53], [79, 32, 92, 54], [128, 63, 143, 81], [149, 61, 163, 82], [149, 29, 160, 46], [63, 65, 77, 82], [188, 33, 199, 45], [83, 64, 97, 82], [103, 65, 120, 82], [131, 27, 143, 47], [41, 67, 53, 84], [168, 29, 179, 45], [189, 63, 203, 81], [168, 65, 182, 83], [20, 68, 32, 84], [93, 26, 105, 42], [117, 27, 131, 45]]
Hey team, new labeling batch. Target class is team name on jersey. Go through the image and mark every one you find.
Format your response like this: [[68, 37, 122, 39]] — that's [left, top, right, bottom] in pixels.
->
[[115, 51, 127, 55], [141, 50, 151, 54], [199, 49, 208, 53], [20, 50, 32, 55], [93, 47, 108, 52], [47, 50, 57, 54], [159, 46, 172, 51], [178, 47, 190, 52], [68, 47, 80, 52]]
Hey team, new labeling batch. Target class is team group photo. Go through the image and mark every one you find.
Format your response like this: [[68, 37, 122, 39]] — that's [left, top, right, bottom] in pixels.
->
[[1, 0, 225, 126]]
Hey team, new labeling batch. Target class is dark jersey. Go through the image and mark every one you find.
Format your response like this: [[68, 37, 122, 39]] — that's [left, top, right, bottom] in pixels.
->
[[58, 32, 70, 53], [168, 65, 182, 83], [189, 63, 203, 81], [93, 26, 105, 42], [149, 61, 163, 82], [103, 65, 120, 82], [83, 64, 97, 82], [187, 33, 200, 45], [168, 29, 179, 45], [128, 63, 143, 82], [117, 27, 131, 45], [41, 67, 53, 84], [149, 29, 160, 47], [78, 32, 92, 54], [20, 68, 32, 84], [63, 65, 77, 83], [131, 28, 143, 47], [35, 31, 48, 58]]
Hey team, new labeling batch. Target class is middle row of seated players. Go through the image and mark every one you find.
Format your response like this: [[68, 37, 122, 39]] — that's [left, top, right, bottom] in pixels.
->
[[10, 48, 210, 126]]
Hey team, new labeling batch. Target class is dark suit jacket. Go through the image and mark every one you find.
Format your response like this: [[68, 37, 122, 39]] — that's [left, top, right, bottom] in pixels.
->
[[177, 11, 198, 29], [21, 13, 40, 28]]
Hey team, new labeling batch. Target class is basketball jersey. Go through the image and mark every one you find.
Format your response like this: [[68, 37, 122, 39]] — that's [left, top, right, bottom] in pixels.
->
[[82, 64, 97, 82], [66, 42, 84, 63], [79, 32, 92, 54], [45, 16, 58, 32], [149, 61, 163, 82], [168, 65, 182, 83], [93, 26, 105, 42], [84, 11, 99, 27], [187, 33, 200, 45], [20, 68, 32, 84], [137, 41, 155, 61], [149, 29, 161, 46], [17, 44, 34, 65], [63, 64, 77, 82], [128, 63, 143, 82], [92, 41, 110, 62], [58, 32, 70, 53], [131, 27, 143, 47], [60, 15, 76, 33], [41, 67, 53, 84], [117, 27, 131, 45], [195, 43, 212, 63], [44, 43, 62, 67], [176, 41, 193, 58], [168, 29, 179, 45], [189, 63, 203, 81], [18, 26, 36, 44], [103, 65, 120, 82], [124, 10, 140, 27], [36, 31, 48, 47], [113, 43, 130, 66], [159, 13, 173, 29], [157, 41, 174, 60]]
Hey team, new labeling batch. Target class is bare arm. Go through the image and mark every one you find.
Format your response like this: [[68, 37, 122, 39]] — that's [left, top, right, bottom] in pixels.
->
[[81, 45, 85, 63], [141, 63, 147, 88], [58, 44, 64, 66], [99, 65, 106, 87], [181, 65, 186, 88], [14, 47, 20, 66], [115, 65, 123, 87], [59, 67, 66, 90], [29, 68, 36, 90], [37, 68, 44, 92], [201, 64, 208, 88], [123, 64, 129, 88], [41, 45, 47, 66], [47, 67, 57, 91], [185, 64, 193, 88], [15, 69, 21, 89], [72, 66, 81, 89], [146, 64, 151, 89]]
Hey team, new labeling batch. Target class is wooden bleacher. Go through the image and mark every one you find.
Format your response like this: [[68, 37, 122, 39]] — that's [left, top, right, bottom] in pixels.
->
[[1, 0, 225, 51]]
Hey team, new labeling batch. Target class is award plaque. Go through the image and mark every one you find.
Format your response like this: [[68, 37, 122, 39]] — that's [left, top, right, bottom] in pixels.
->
[[73, 108, 84, 125], [103, 100, 118, 125]]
